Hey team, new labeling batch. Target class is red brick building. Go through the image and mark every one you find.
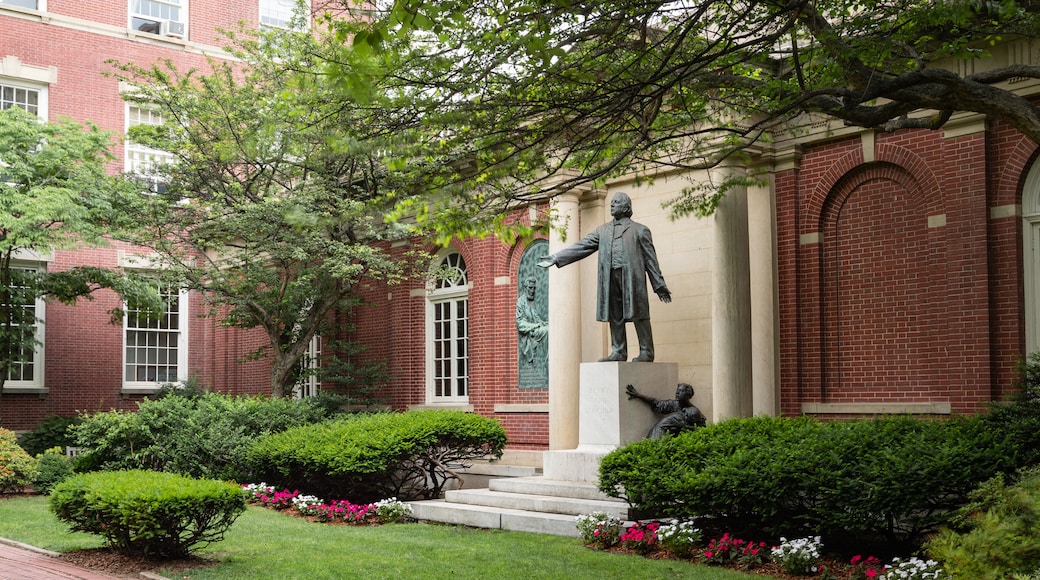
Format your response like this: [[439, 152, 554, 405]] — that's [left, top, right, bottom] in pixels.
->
[[0, 0, 295, 430], [3, 2, 1039, 456]]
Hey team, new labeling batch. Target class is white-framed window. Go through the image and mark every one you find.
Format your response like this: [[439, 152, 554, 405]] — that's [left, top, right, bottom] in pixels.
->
[[129, 0, 186, 38], [260, 0, 309, 29], [124, 281, 188, 390], [426, 251, 469, 403], [291, 334, 321, 399], [0, 56, 53, 119], [2, 263, 45, 389], [0, 0, 44, 12], [126, 104, 174, 193], [0, 80, 44, 118]]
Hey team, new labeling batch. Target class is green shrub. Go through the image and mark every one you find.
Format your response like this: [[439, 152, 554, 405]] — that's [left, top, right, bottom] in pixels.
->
[[246, 410, 507, 502], [926, 468, 1040, 580], [17, 415, 81, 457], [33, 447, 73, 494], [599, 415, 1018, 547], [49, 469, 246, 558], [70, 393, 332, 480], [0, 427, 37, 493], [983, 351, 1040, 469]]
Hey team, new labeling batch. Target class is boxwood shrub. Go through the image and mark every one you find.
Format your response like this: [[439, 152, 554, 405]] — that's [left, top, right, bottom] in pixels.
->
[[246, 410, 507, 502], [70, 393, 332, 481], [33, 447, 73, 494], [49, 469, 246, 558], [599, 415, 1018, 547]]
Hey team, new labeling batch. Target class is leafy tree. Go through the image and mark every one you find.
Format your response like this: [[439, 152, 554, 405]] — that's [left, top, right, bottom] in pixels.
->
[[0, 106, 158, 415], [326, 0, 1040, 220], [111, 23, 429, 396]]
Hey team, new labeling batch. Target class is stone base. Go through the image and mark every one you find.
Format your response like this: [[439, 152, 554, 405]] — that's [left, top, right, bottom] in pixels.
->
[[543, 361, 678, 482]]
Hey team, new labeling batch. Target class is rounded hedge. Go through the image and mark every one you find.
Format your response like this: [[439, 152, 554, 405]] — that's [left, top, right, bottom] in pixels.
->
[[599, 415, 1019, 547], [49, 469, 246, 557], [247, 410, 507, 501]]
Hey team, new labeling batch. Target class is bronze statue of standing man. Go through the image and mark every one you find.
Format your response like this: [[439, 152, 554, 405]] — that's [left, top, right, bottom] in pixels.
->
[[537, 192, 671, 362]]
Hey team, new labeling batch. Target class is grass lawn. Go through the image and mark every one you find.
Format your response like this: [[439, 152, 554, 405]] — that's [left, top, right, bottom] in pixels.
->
[[0, 495, 771, 579]]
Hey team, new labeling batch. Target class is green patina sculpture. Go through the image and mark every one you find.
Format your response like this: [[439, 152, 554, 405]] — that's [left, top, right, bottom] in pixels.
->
[[517, 240, 549, 388]]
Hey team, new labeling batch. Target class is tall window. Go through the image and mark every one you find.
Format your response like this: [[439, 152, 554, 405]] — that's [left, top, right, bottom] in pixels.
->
[[427, 252, 469, 402], [130, 0, 186, 36], [260, 0, 308, 29], [2, 78, 46, 389], [2, 265, 44, 388], [291, 335, 321, 399], [126, 105, 174, 193], [124, 282, 187, 388]]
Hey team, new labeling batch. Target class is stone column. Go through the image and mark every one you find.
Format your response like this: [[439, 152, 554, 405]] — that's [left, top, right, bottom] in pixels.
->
[[748, 171, 780, 416], [712, 168, 754, 421], [548, 191, 582, 449]]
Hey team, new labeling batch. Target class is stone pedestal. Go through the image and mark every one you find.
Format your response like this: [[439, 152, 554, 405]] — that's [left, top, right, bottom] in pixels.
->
[[543, 361, 678, 482]]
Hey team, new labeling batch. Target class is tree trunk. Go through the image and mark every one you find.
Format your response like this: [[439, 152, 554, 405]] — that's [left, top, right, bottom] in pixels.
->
[[269, 355, 294, 398]]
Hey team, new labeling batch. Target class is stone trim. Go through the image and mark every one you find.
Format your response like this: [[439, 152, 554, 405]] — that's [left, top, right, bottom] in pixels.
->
[[494, 404, 548, 413], [802, 402, 951, 415], [408, 403, 474, 412]]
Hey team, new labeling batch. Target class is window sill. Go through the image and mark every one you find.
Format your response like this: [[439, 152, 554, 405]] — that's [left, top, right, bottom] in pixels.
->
[[121, 387, 162, 396], [1, 386, 48, 396], [409, 403, 474, 412], [126, 29, 187, 47]]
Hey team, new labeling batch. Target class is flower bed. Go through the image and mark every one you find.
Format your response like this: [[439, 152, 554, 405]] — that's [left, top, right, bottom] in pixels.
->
[[243, 483, 412, 526], [575, 514, 945, 580]]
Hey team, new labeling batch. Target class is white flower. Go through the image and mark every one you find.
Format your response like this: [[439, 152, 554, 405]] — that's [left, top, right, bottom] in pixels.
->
[[879, 556, 943, 580]]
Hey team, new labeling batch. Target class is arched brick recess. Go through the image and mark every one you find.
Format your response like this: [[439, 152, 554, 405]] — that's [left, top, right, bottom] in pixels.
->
[[991, 130, 1036, 400], [995, 132, 1039, 205], [804, 149, 863, 226], [814, 161, 947, 401], [804, 142, 944, 229]]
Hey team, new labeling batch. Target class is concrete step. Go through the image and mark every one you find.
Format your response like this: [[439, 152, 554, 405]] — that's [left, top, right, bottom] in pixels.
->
[[462, 463, 541, 477], [444, 487, 632, 519], [447, 463, 542, 491], [408, 499, 583, 537], [488, 476, 615, 502]]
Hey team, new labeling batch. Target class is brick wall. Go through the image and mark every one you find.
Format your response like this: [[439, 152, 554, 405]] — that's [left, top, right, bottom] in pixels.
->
[[778, 125, 1036, 417], [348, 214, 551, 449]]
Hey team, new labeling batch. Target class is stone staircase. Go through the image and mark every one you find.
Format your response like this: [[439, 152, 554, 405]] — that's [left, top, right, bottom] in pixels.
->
[[409, 362, 676, 537], [408, 474, 634, 537]]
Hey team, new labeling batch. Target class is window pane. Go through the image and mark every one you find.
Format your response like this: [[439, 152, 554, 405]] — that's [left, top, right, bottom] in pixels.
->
[[0, 0, 38, 10], [125, 283, 182, 384], [260, 0, 306, 29], [0, 83, 41, 116], [3, 267, 41, 383]]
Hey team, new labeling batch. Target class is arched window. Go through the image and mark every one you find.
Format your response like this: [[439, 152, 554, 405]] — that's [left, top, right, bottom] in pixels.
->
[[426, 251, 469, 403], [1023, 159, 1040, 353]]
